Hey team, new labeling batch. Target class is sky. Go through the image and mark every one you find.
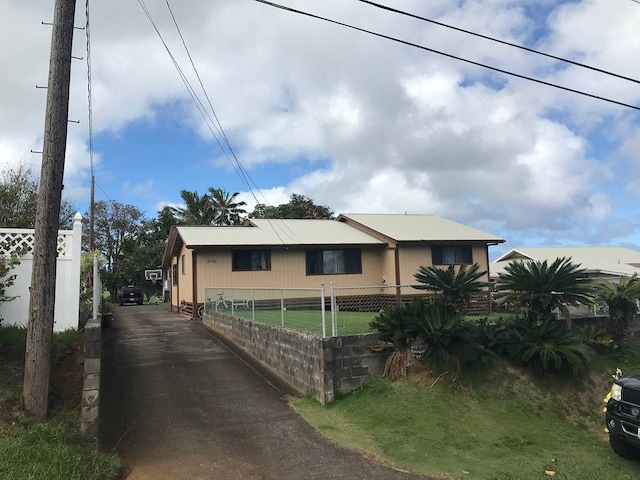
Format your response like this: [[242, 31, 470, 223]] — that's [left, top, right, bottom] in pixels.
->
[[1, 0, 640, 259]]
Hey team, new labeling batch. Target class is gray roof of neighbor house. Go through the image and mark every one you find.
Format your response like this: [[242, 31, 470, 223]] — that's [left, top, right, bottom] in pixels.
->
[[490, 246, 640, 278], [337, 214, 505, 243]]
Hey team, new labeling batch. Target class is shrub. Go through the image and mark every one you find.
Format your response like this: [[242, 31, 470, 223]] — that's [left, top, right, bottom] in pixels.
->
[[414, 263, 490, 311], [371, 298, 489, 374], [594, 274, 640, 342], [578, 324, 614, 351], [0, 250, 23, 325], [490, 318, 594, 373]]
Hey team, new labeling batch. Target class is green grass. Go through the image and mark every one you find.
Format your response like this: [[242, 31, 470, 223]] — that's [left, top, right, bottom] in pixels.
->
[[213, 307, 378, 336], [214, 308, 519, 337], [290, 350, 640, 480], [0, 325, 121, 480], [0, 408, 121, 480]]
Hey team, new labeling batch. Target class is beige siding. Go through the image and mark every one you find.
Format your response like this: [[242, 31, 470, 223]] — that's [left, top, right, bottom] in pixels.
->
[[380, 248, 397, 285], [194, 246, 386, 298], [397, 244, 491, 284], [174, 245, 194, 306], [397, 245, 430, 284], [472, 245, 491, 280]]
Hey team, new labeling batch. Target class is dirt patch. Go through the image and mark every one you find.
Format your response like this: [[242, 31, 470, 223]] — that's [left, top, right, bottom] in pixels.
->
[[49, 344, 83, 408], [0, 343, 84, 421]]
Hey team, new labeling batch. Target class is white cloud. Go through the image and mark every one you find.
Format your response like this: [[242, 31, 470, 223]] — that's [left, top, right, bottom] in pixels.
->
[[1, 0, 639, 248]]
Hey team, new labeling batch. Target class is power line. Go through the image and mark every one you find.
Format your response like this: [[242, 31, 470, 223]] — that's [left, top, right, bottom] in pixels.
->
[[137, 0, 259, 195], [161, 1, 299, 243], [136, 0, 295, 241], [356, 0, 640, 85], [163, 0, 266, 207], [253, 0, 640, 111]]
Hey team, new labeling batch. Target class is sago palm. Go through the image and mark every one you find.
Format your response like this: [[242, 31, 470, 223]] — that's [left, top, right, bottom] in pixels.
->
[[496, 257, 593, 327], [594, 274, 640, 342], [414, 263, 490, 311]]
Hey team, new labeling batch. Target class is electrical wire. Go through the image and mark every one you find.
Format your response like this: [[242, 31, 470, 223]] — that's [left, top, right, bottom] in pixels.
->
[[137, 0, 295, 242], [253, 0, 640, 111], [356, 0, 640, 85], [163, 0, 267, 208]]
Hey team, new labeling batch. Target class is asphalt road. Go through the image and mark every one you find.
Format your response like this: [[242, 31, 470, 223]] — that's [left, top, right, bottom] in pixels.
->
[[100, 305, 431, 480]]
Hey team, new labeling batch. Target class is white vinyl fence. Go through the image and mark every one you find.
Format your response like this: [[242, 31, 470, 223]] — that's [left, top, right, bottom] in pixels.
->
[[0, 213, 83, 332]]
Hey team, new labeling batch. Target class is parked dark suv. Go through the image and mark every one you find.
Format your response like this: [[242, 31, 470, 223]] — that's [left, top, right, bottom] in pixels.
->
[[605, 373, 640, 459], [119, 285, 144, 306]]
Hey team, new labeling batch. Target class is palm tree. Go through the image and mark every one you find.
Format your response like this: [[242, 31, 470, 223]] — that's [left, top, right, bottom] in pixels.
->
[[496, 257, 593, 327], [594, 274, 640, 342], [414, 263, 490, 311], [208, 188, 247, 225], [171, 190, 216, 225]]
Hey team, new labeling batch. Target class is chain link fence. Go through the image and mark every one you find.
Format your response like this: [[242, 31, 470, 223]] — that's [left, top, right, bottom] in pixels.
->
[[203, 284, 435, 337]]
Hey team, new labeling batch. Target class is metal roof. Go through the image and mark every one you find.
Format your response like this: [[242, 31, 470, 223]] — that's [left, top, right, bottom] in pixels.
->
[[338, 214, 505, 243], [175, 219, 385, 247], [491, 246, 640, 278]]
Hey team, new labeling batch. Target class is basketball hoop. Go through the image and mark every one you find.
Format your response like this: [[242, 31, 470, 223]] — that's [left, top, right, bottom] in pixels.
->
[[145, 269, 162, 285]]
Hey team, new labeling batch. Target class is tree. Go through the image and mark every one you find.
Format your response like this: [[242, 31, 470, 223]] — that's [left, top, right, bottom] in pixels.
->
[[208, 188, 247, 225], [155, 205, 180, 236], [414, 263, 490, 311], [89, 201, 145, 295], [594, 274, 640, 342], [250, 194, 334, 219], [0, 164, 76, 229], [496, 257, 593, 327], [171, 190, 216, 225]]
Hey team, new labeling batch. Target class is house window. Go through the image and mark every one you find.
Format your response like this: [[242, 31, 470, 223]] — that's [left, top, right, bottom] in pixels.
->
[[306, 249, 362, 275], [172, 264, 178, 285], [181, 254, 186, 274], [232, 250, 271, 271], [432, 245, 473, 265]]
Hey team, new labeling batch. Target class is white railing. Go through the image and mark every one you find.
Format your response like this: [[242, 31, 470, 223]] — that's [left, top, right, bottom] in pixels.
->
[[0, 214, 83, 331]]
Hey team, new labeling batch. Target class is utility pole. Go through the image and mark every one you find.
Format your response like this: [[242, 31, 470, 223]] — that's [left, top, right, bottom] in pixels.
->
[[23, 0, 77, 421]]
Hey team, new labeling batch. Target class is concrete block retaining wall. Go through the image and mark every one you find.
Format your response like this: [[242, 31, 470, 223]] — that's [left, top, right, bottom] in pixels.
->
[[203, 312, 389, 404], [81, 318, 101, 438]]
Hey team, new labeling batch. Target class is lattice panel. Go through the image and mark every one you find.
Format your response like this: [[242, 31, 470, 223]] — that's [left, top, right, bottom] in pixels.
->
[[0, 231, 71, 257]]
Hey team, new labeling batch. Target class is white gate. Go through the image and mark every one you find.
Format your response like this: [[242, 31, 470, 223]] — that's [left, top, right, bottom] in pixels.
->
[[0, 213, 82, 332]]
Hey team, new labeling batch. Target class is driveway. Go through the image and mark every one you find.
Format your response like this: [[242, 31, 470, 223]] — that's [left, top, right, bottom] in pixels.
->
[[100, 305, 430, 480]]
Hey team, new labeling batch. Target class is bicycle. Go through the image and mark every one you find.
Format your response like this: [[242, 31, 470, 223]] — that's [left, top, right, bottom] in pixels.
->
[[197, 292, 228, 318]]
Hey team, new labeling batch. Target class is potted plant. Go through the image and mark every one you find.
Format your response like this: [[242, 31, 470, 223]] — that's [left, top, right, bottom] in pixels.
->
[[101, 299, 115, 329]]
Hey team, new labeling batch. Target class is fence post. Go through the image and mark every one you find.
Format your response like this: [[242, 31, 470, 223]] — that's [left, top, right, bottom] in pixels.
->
[[320, 283, 326, 338], [330, 282, 337, 337], [69, 213, 82, 326], [251, 288, 255, 321], [280, 289, 285, 327], [92, 255, 99, 320]]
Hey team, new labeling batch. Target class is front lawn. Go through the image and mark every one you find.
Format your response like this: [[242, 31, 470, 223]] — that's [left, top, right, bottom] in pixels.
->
[[290, 351, 640, 480]]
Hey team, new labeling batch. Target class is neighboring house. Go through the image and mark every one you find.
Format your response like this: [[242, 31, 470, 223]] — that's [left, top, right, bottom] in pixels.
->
[[490, 246, 640, 282], [162, 213, 505, 317]]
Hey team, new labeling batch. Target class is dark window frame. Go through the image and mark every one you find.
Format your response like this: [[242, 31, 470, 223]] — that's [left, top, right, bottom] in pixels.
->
[[232, 249, 272, 271], [305, 248, 362, 275], [431, 245, 473, 265]]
